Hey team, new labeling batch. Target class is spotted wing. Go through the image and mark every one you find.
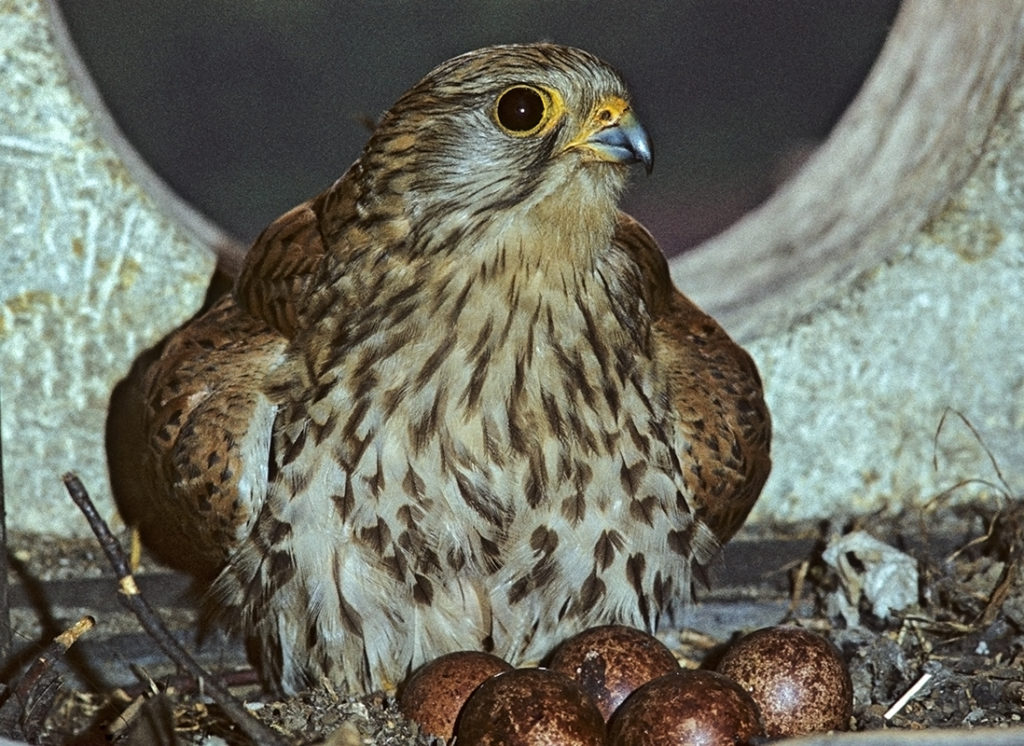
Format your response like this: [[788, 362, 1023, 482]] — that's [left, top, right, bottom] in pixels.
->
[[613, 212, 772, 544]]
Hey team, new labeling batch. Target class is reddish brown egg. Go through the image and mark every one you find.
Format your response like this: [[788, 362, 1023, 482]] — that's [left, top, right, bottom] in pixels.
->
[[398, 651, 513, 740], [455, 667, 606, 745], [716, 625, 853, 737], [549, 624, 680, 720], [607, 669, 763, 745]]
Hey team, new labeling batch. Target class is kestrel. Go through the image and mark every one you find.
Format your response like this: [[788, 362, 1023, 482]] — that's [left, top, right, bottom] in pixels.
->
[[123, 43, 771, 694]]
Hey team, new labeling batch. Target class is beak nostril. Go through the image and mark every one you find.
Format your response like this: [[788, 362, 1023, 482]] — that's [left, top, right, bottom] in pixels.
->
[[580, 109, 653, 174]]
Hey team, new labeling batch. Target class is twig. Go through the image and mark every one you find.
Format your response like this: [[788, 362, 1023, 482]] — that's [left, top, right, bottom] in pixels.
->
[[62, 472, 287, 746], [787, 558, 810, 618], [107, 690, 179, 744], [0, 615, 93, 741], [19, 615, 94, 740], [979, 521, 1022, 626], [930, 410, 1023, 626], [0, 389, 10, 662], [932, 408, 1013, 498], [884, 671, 934, 720], [946, 507, 1002, 564]]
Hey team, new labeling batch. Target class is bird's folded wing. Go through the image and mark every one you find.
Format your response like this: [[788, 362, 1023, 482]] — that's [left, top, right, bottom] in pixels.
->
[[235, 200, 327, 338], [614, 212, 772, 545], [134, 294, 286, 576]]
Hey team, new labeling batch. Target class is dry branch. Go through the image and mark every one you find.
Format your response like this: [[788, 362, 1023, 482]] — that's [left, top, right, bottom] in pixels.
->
[[62, 473, 287, 746], [0, 615, 93, 742], [0, 392, 9, 664]]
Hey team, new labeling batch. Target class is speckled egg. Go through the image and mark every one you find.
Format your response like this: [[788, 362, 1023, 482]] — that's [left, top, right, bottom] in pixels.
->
[[549, 624, 680, 721], [717, 625, 853, 737], [398, 651, 513, 740], [607, 669, 763, 745], [455, 667, 606, 745]]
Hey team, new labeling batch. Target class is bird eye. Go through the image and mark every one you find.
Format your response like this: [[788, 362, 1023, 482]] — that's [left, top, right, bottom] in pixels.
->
[[494, 86, 548, 134]]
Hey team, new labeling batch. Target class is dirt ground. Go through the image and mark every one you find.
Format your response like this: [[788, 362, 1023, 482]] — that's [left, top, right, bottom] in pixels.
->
[[1, 491, 1022, 744]]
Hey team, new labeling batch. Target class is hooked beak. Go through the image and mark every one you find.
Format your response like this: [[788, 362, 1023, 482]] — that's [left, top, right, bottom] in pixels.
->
[[569, 97, 653, 174]]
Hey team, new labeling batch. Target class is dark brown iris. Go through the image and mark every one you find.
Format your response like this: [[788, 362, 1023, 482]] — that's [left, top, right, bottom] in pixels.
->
[[496, 86, 546, 132]]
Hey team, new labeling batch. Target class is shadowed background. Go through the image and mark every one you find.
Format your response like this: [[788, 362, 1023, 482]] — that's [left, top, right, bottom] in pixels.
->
[[57, 1, 899, 254]]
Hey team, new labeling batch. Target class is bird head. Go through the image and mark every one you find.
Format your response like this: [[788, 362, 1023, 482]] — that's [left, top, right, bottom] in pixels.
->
[[351, 43, 653, 262]]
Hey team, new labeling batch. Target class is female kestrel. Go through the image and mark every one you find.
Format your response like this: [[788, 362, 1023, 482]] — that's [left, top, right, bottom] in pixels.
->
[[125, 43, 771, 694]]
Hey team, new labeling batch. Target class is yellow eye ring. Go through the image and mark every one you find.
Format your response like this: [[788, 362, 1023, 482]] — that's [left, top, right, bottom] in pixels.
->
[[493, 85, 553, 136]]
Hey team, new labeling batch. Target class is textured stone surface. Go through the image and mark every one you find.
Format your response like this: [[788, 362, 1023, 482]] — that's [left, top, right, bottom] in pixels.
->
[[734, 83, 1024, 523], [0, 0, 215, 535]]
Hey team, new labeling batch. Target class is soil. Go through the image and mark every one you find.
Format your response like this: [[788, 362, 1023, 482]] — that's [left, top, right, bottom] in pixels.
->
[[1, 492, 1022, 744]]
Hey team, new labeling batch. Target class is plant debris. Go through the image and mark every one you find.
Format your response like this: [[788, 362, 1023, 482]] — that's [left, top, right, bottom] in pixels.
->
[[3, 412, 1024, 745]]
